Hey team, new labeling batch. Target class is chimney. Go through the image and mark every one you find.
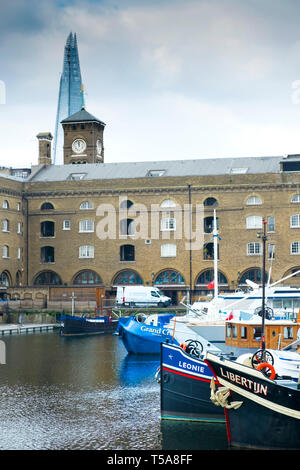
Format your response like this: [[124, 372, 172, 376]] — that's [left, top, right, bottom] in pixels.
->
[[37, 132, 53, 165]]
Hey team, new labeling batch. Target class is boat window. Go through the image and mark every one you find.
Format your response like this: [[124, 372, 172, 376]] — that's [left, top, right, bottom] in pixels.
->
[[232, 325, 237, 338], [226, 323, 232, 338], [241, 326, 247, 339], [273, 299, 282, 309], [284, 327, 294, 339], [253, 326, 262, 341], [283, 299, 292, 309]]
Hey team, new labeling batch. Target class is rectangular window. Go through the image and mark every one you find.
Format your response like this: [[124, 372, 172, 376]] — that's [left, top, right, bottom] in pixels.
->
[[291, 214, 300, 228], [17, 222, 22, 234], [79, 220, 94, 233], [17, 247, 21, 260], [161, 244, 177, 257], [63, 220, 71, 230], [246, 216, 263, 229], [268, 243, 275, 259], [161, 217, 176, 231], [247, 242, 262, 255], [241, 327, 247, 339], [226, 323, 232, 338], [267, 216, 275, 232], [284, 327, 294, 340], [79, 245, 94, 258], [291, 241, 300, 254]]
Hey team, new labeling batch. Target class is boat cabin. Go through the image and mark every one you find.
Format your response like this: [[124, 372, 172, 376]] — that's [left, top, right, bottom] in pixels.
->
[[225, 320, 300, 350]]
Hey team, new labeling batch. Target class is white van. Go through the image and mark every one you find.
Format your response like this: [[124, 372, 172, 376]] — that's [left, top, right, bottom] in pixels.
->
[[116, 286, 171, 308]]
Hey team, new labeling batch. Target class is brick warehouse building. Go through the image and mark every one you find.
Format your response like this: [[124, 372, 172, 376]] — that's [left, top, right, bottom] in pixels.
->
[[2, 105, 300, 308]]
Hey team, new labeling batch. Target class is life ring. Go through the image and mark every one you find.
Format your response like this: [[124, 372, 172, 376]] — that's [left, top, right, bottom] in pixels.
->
[[180, 342, 187, 351], [256, 362, 276, 380]]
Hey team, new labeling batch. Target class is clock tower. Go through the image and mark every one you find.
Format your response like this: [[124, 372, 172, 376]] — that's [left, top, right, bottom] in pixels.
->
[[61, 107, 105, 165]]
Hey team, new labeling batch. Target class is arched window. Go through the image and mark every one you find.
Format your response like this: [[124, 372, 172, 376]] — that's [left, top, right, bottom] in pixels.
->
[[2, 219, 9, 232], [120, 199, 134, 209], [0, 271, 10, 286], [114, 270, 143, 285], [73, 270, 102, 285], [246, 196, 262, 205], [155, 270, 185, 285], [40, 221, 55, 237], [239, 268, 267, 285], [2, 200, 9, 209], [2, 245, 9, 258], [41, 202, 54, 210], [80, 201, 94, 210], [196, 270, 228, 285], [204, 197, 218, 207], [33, 271, 62, 285], [120, 245, 135, 261], [160, 199, 176, 208], [291, 194, 300, 203], [246, 215, 262, 229]]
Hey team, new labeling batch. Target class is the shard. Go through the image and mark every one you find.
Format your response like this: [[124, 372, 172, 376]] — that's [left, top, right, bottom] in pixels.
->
[[53, 32, 84, 165]]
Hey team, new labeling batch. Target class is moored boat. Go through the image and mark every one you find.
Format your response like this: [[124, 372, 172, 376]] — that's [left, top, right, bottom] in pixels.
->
[[60, 313, 118, 336], [205, 350, 300, 449], [116, 312, 176, 354]]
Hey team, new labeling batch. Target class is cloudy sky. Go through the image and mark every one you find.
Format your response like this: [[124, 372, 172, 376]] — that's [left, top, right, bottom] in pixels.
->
[[1, 0, 300, 168]]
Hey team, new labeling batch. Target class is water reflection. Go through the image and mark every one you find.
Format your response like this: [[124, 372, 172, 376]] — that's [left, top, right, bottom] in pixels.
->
[[119, 354, 160, 386], [0, 332, 228, 450]]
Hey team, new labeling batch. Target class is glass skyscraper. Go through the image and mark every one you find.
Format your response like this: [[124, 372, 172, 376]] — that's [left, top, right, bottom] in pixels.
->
[[53, 32, 84, 165]]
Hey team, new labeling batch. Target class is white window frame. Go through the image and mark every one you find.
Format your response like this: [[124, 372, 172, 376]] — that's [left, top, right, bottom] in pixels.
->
[[17, 222, 22, 234], [2, 200, 8, 209], [2, 245, 9, 258], [17, 247, 21, 260], [79, 245, 94, 258], [63, 220, 71, 230], [160, 199, 176, 208], [79, 220, 94, 233], [247, 242, 262, 256], [2, 219, 9, 232], [161, 217, 176, 231], [246, 215, 263, 229], [246, 196, 262, 205], [161, 243, 177, 257], [79, 201, 94, 210], [291, 214, 300, 228], [17, 202, 21, 211], [291, 241, 300, 255], [291, 194, 300, 203]]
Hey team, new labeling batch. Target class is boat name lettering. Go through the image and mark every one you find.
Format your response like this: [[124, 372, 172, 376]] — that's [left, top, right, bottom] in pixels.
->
[[179, 361, 205, 374], [140, 325, 171, 336], [220, 367, 268, 396]]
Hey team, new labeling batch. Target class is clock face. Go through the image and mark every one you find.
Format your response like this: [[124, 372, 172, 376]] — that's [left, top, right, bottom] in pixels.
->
[[72, 138, 86, 154], [96, 139, 102, 155]]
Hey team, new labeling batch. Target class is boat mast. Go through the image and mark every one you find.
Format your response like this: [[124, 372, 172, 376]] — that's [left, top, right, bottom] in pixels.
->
[[213, 209, 218, 300], [258, 219, 267, 351]]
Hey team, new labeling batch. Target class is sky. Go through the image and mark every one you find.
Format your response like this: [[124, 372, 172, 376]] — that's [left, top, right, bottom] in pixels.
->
[[1, 0, 300, 168]]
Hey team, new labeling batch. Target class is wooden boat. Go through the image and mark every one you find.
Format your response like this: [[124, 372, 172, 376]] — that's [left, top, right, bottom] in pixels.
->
[[205, 351, 300, 449]]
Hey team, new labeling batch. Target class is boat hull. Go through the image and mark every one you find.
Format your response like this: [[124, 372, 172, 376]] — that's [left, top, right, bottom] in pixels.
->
[[160, 343, 225, 422], [61, 315, 118, 336], [117, 314, 176, 354], [205, 352, 300, 449]]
